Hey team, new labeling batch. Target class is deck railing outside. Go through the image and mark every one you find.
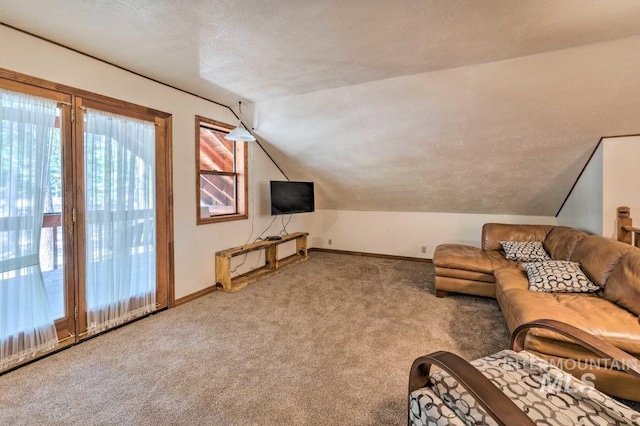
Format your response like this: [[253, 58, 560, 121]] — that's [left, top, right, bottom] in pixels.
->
[[40, 212, 64, 319], [42, 212, 62, 270]]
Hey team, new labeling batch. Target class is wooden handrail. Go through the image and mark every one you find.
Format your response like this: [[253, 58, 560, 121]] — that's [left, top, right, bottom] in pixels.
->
[[617, 206, 640, 247]]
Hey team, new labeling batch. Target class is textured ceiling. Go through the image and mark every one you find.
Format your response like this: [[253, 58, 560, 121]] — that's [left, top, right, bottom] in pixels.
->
[[254, 36, 640, 214], [2, 1, 640, 215]]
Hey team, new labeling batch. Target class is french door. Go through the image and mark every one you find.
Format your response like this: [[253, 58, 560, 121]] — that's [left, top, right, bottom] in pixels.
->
[[0, 73, 172, 372]]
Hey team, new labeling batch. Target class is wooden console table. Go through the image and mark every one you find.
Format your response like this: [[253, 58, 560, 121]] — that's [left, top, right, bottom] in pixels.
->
[[215, 232, 309, 292]]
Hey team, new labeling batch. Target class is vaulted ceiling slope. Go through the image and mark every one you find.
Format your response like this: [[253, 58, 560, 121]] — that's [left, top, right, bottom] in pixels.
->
[[3, 1, 640, 215]]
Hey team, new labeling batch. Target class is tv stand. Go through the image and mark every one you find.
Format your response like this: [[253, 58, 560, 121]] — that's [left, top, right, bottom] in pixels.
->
[[215, 232, 309, 292]]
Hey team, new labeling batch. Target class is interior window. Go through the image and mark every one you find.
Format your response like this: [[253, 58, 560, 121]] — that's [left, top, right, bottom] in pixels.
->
[[196, 116, 247, 224]]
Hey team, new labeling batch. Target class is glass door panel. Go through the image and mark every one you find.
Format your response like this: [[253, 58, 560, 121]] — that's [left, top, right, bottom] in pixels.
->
[[80, 105, 157, 336], [0, 84, 72, 369]]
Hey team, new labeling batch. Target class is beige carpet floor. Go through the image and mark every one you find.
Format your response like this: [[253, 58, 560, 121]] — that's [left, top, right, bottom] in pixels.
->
[[0, 251, 618, 425]]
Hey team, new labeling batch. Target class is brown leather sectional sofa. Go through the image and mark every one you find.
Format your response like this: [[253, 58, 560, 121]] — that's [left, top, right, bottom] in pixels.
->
[[433, 223, 640, 401]]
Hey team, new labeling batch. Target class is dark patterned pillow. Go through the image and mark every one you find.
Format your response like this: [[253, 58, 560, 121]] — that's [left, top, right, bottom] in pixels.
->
[[523, 261, 599, 293], [499, 241, 551, 262]]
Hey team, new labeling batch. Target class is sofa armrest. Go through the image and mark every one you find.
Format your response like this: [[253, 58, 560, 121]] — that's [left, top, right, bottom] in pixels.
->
[[409, 351, 535, 426], [511, 319, 640, 377]]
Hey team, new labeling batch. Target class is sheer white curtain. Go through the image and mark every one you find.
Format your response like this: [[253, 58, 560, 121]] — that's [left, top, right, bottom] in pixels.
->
[[0, 89, 59, 369], [84, 108, 156, 334]]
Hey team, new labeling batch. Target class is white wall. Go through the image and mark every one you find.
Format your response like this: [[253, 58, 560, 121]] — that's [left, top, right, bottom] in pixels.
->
[[556, 136, 640, 238], [309, 210, 556, 258], [602, 135, 640, 239], [0, 25, 582, 294], [556, 143, 604, 234], [0, 25, 313, 299]]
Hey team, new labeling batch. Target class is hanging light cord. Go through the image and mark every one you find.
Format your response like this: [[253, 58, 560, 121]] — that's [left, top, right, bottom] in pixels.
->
[[231, 143, 256, 274]]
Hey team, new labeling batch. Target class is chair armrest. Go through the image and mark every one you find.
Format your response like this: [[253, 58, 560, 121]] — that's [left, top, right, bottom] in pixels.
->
[[510, 319, 640, 378], [408, 351, 535, 426]]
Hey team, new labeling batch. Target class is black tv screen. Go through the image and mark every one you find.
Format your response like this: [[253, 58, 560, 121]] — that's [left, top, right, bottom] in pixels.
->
[[270, 181, 315, 215]]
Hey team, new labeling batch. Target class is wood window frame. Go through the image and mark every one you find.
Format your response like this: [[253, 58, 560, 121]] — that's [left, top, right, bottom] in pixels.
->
[[196, 116, 248, 224]]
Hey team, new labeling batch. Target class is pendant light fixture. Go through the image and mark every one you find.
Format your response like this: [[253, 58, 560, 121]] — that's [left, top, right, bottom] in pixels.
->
[[225, 101, 256, 142]]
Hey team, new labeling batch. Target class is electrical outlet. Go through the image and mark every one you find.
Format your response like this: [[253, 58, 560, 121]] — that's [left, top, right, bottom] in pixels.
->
[[328, 239, 332, 245], [421, 246, 427, 253]]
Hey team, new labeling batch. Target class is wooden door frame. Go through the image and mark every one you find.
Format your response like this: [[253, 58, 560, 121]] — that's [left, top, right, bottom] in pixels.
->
[[74, 96, 174, 339], [0, 68, 175, 368]]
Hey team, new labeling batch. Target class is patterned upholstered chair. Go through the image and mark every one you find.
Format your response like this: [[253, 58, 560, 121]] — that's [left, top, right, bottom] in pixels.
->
[[408, 320, 640, 425]]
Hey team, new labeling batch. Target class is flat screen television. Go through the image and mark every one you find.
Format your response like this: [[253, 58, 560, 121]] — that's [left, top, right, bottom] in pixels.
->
[[270, 181, 315, 215]]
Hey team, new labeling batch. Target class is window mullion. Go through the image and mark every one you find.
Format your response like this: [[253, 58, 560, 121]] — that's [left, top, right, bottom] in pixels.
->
[[200, 170, 236, 177]]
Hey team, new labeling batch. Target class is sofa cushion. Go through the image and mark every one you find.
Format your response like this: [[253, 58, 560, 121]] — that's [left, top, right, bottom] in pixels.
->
[[432, 244, 494, 274], [496, 285, 640, 357], [528, 292, 640, 358], [494, 266, 528, 293], [500, 241, 551, 262], [603, 251, 640, 316], [482, 223, 554, 251], [523, 261, 598, 293], [543, 226, 589, 261], [569, 235, 638, 288]]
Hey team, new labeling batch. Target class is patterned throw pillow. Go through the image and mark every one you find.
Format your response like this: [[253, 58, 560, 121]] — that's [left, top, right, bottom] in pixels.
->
[[499, 241, 551, 262], [523, 261, 599, 293]]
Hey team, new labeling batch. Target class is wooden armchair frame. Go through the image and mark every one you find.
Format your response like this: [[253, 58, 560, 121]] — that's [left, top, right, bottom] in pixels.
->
[[408, 319, 640, 426]]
